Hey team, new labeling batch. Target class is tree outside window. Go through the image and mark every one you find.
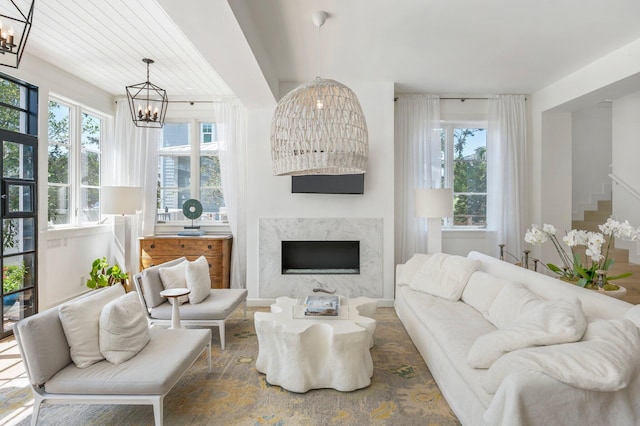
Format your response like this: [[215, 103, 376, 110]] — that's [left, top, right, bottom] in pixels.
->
[[47, 99, 104, 225], [441, 125, 487, 227]]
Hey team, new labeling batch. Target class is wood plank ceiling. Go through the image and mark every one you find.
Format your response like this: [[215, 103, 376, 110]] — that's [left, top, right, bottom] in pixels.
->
[[10, 0, 233, 99]]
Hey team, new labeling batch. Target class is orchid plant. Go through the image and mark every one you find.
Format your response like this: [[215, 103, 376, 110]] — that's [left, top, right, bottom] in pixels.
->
[[524, 218, 639, 289]]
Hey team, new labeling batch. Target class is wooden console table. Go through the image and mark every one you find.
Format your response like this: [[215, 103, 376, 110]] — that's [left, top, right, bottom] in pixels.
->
[[139, 235, 232, 289]]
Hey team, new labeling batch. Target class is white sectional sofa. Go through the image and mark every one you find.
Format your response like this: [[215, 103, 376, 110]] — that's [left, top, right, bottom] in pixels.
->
[[395, 250, 640, 426]]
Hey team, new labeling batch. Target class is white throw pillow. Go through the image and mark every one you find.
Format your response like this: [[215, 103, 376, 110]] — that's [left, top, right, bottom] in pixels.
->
[[484, 282, 543, 329], [397, 253, 431, 286], [409, 253, 480, 301], [59, 284, 126, 368], [159, 260, 188, 305], [99, 292, 150, 364], [186, 255, 211, 304]]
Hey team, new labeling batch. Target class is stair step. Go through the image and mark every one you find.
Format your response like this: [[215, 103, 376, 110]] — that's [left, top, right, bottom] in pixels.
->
[[583, 210, 611, 223], [598, 199, 612, 212], [571, 220, 603, 232]]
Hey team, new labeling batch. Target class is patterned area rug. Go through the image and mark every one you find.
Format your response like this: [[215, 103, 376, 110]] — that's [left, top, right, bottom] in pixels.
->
[[7, 307, 460, 425]]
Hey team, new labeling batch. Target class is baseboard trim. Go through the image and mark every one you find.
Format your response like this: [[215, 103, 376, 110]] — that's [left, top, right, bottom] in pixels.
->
[[247, 298, 395, 308]]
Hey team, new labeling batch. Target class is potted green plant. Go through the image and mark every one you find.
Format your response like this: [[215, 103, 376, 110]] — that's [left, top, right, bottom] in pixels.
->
[[86, 257, 129, 289]]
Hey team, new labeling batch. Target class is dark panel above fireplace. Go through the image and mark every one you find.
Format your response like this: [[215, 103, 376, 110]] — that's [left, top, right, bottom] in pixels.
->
[[282, 240, 360, 275], [291, 174, 365, 194]]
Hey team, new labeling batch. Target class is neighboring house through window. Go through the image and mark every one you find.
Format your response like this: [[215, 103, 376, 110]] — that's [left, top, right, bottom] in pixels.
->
[[157, 121, 225, 224], [47, 97, 104, 226], [441, 123, 487, 228]]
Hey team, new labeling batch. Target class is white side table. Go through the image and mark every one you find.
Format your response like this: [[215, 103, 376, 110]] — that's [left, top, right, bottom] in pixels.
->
[[160, 288, 191, 329]]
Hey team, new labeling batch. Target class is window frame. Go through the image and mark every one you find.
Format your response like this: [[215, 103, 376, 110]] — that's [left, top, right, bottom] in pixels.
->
[[441, 121, 488, 230], [155, 118, 228, 232], [47, 95, 107, 228]]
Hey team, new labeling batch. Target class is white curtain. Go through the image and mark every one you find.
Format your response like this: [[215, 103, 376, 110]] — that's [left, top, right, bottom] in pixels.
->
[[395, 94, 441, 262], [214, 98, 248, 289], [106, 99, 160, 273], [487, 94, 527, 257]]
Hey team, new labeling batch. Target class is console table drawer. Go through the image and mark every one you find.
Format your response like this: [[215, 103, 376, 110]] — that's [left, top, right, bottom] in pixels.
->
[[139, 235, 232, 289]]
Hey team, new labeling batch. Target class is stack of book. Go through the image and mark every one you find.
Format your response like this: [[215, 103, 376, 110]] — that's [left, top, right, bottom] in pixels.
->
[[304, 295, 340, 317]]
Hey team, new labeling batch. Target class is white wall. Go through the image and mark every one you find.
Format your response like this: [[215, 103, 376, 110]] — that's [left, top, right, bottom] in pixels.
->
[[531, 37, 640, 237], [611, 92, 640, 261], [245, 81, 396, 305], [571, 105, 612, 219], [530, 37, 640, 265], [2, 53, 117, 309]]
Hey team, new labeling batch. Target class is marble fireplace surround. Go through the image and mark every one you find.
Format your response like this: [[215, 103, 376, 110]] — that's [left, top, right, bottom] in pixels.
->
[[259, 218, 383, 298]]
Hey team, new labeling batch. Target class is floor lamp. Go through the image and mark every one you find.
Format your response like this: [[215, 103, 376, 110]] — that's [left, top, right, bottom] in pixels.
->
[[102, 186, 143, 288], [415, 188, 453, 254]]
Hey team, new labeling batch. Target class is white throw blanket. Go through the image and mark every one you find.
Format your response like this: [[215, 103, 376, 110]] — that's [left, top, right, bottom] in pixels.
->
[[468, 296, 587, 368], [482, 319, 640, 393]]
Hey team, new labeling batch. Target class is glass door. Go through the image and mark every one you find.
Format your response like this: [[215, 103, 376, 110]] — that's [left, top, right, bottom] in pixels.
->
[[0, 129, 37, 339]]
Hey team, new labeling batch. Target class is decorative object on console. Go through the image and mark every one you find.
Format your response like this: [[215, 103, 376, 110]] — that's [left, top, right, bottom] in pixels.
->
[[524, 218, 639, 291], [178, 198, 205, 236], [126, 58, 168, 128], [415, 188, 453, 254], [270, 11, 368, 176], [0, 0, 34, 69]]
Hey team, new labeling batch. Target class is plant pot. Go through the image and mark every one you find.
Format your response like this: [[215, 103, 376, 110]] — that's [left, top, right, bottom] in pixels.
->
[[3, 292, 19, 306], [600, 285, 627, 300]]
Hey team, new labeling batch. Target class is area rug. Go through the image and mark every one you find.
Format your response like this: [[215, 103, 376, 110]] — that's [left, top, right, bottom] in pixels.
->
[[6, 307, 460, 425]]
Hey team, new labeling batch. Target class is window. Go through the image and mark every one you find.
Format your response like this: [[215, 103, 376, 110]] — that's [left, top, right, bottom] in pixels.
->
[[0, 73, 38, 339], [47, 98, 104, 226], [158, 121, 225, 224], [441, 124, 487, 228]]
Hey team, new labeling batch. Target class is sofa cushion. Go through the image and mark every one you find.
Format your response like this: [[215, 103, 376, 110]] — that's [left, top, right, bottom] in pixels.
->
[[461, 271, 510, 315], [396, 285, 496, 407], [151, 288, 248, 320], [159, 260, 189, 305], [485, 282, 544, 329], [186, 256, 211, 304], [397, 253, 431, 286], [409, 253, 481, 301], [58, 284, 126, 368], [99, 292, 150, 364], [45, 328, 211, 395]]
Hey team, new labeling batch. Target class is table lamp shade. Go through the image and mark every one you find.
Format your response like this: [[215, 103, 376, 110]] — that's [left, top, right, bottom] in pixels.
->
[[415, 188, 453, 218], [102, 186, 143, 215]]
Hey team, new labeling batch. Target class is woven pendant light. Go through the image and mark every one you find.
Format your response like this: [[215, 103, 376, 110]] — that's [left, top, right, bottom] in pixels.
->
[[270, 11, 368, 176]]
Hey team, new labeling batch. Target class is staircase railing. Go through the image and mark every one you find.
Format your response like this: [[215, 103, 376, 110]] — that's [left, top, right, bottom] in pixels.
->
[[609, 173, 640, 203]]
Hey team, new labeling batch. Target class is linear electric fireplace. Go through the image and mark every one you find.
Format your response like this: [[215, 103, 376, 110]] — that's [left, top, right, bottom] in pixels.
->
[[281, 240, 360, 275]]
